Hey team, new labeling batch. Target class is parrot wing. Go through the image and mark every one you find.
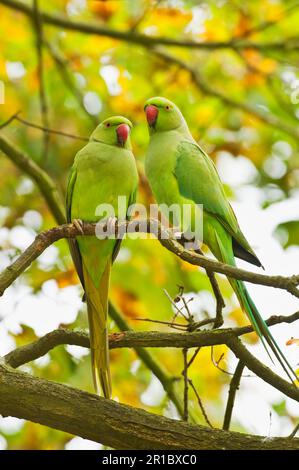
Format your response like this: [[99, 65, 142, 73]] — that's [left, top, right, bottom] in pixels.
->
[[111, 185, 137, 263], [66, 163, 85, 289], [174, 140, 262, 268]]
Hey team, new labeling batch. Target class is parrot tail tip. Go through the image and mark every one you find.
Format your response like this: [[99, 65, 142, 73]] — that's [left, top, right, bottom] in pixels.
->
[[99, 369, 112, 399]]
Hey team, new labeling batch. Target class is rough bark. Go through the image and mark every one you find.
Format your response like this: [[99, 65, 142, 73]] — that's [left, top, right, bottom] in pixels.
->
[[0, 363, 298, 450]]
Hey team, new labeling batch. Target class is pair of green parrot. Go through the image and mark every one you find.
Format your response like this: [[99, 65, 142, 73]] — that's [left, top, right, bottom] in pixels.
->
[[66, 97, 297, 398]]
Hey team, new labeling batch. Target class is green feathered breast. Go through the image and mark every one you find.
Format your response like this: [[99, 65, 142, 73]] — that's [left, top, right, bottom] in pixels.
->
[[67, 140, 138, 287]]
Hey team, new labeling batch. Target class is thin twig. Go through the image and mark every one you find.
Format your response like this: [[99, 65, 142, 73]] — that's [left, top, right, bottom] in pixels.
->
[[180, 346, 202, 377], [211, 348, 233, 376], [0, 111, 91, 142], [245, 0, 299, 37], [223, 360, 245, 430], [182, 348, 189, 422], [186, 347, 201, 370], [44, 40, 97, 126], [191, 318, 217, 331], [130, 0, 163, 32], [163, 288, 189, 322], [288, 423, 299, 438], [0, 110, 21, 130], [134, 317, 187, 330], [181, 294, 193, 320], [136, 315, 216, 333], [211, 347, 252, 378], [0, 134, 66, 225], [188, 379, 214, 428], [15, 115, 90, 142], [32, 0, 50, 163], [153, 48, 299, 141]]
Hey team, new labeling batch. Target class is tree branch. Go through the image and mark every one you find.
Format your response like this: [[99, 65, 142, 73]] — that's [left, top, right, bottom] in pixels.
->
[[4, 310, 299, 403], [5, 311, 298, 369], [153, 48, 299, 141], [43, 40, 98, 126], [223, 360, 245, 431], [0, 134, 65, 225], [1, 0, 299, 53], [1, 363, 298, 449], [227, 335, 299, 402], [0, 220, 298, 299], [32, 0, 50, 163], [14, 114, 90, 142]]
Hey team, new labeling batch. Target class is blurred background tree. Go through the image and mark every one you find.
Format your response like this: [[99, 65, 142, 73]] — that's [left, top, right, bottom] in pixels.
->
[[0, 0, 298, 449]]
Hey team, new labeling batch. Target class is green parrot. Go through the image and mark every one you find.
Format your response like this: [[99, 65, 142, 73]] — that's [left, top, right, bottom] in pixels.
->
[[144, 96, 297, 383], [66, 116, 138, 397]]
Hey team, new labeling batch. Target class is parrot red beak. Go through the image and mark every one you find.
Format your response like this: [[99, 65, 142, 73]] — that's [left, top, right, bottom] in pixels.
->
[[145, 105, 158, 127], [116, 123, 130, 146]]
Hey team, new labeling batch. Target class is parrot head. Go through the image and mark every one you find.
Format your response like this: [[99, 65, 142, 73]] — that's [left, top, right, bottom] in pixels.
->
[[144, 97, 184, 133], [90, 116, 132, 148]]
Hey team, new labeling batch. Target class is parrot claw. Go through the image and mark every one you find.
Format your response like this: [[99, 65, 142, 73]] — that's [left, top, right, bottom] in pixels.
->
[[73, 218, 84, 235], [173, 231, 183, 239], [107, 216, 118, 237]]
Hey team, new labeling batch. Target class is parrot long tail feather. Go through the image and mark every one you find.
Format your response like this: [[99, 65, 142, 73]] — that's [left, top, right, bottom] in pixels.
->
[[234, 280, 298, 384], [213, 231, 297, 385], [83, 263, 112, 398]]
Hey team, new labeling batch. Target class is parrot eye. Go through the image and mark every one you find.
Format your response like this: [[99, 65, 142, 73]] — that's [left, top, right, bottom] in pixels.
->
[[106, 122, 111, 128], [165, 105, 170, 110]]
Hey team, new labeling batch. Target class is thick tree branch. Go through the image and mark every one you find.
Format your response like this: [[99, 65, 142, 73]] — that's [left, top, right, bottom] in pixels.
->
[[5, 311, 298, 369], [1, 363, 298, 449], [0, 134, 65, 225], [4, 310, 299, 403], [227, 336, 299, 401], [1, 0, 299, 53], [0, 221, 298, 299]]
